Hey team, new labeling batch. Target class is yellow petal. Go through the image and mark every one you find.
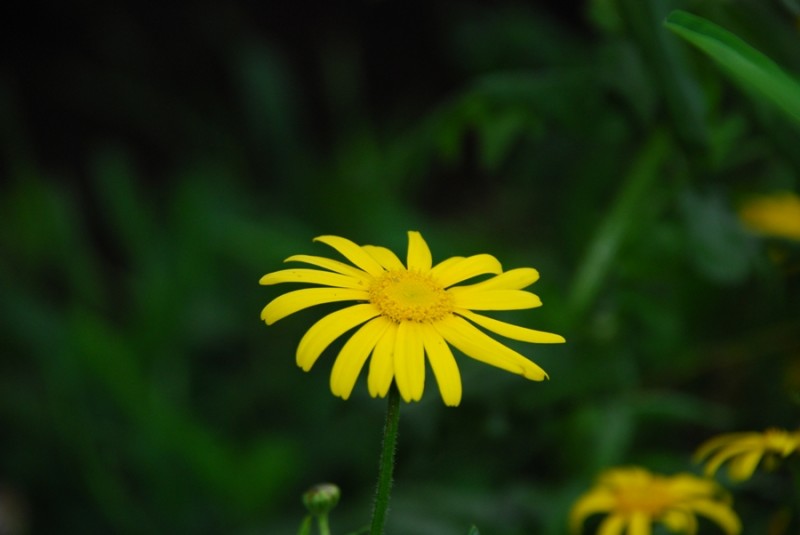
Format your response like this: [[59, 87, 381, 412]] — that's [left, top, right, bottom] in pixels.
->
[[455, 267, 539, 291], [457, 309, 565, 343], [690, 499, 742, 535], [694, 433, 753, 462], [569, 490, 615, 534], [662, 509, 697, 534], [406, 231, 432, 271], [259, 268, 368, 289], [433, 315, 548, 380], [420, 324, 462, 407], [296, 303, 380, 370], [597, 514, 626, 535], [727, 450, 764, 481], [313, 235, 385, 276], [393, 321, 425, 402], [450, 289, 542, 310], [363, 245, 405, 271], [284, 254, 372, 282], [431, 254, 503, 288], [330, 317, 391, 400], [701, 442, 760, 477], [669, 474, 719, 496], [261, 288, 369, 325], [429, 256, 465, 276], [368, 322, 398, 398], [628, 512, 651, 535]]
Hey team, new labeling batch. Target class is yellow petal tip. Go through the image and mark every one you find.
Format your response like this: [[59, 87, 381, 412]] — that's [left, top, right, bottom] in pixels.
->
[[260, 306, 271, 323], [523, 368, 549, 381]]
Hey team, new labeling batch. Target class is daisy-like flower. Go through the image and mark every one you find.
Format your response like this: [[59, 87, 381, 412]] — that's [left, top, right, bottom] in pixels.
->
[[738, 191, 800, 241], [259, 231, 564, 406], [569, 467, 741, 535], [694, 428, 800, 482]]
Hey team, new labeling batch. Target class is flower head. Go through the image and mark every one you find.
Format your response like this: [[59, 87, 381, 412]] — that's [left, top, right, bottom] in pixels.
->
[[694, 428, 800, 482], [738, 191, 800, 241], [570, 467, 741, 535], [302, 483, 341, 516], [260, 231, 564, 406]]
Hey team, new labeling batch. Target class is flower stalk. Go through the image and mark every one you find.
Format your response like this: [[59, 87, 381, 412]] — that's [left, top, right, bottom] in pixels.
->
[[317, 515, 331, 535], [370, 384, 401, 535]]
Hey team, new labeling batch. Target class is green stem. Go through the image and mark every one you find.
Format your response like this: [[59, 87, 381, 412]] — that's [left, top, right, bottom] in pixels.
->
[[370, 384, 401, 535], [317, 514, 331, 535]]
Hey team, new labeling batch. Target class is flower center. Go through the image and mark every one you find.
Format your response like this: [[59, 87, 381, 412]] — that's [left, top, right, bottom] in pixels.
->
[[615, 481, 674, 515], [369, 270, 453, 323]]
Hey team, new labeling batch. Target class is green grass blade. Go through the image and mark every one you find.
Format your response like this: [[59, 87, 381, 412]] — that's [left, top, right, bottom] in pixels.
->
[[567, 130, 670, 323], [665, 10, 800, 126]]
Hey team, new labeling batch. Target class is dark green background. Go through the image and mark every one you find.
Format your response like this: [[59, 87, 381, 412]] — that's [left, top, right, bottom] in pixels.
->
[[2, 0, 800, 533]]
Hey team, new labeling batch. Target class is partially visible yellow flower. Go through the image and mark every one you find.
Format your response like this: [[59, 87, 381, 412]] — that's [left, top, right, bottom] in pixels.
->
[[260, 231, 564, 406], [694, 428, 800, 482], [738, 192, 800, 240], [570, 467, 740, 535]]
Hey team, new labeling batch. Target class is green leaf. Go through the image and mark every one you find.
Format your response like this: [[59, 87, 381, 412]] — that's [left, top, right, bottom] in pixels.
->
[[467, 526, 480, 535], [665, 10, 800, 126]]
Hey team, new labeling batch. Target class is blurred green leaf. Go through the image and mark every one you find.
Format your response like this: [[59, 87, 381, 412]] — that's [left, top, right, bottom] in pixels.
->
[[478, 107, 530, 171], [665, 10, 800, 127], [568, 130, 670, 322], [679, 190, 755, 284], [68, 308, 298, 513], [619, 0, 709, 150], [91, 148, 156, 262], [467, 525, 480, 535]]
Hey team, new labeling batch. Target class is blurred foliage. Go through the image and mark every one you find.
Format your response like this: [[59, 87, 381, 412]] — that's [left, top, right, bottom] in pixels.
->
[[1, 0, 800, 534]]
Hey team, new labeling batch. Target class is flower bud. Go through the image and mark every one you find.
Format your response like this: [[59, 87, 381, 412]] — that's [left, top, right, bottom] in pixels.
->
[[302, 483, 340, 516]]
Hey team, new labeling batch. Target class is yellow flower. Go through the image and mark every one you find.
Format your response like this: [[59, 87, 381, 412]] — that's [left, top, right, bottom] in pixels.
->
[[260, 231, 564, 406], [738, 191, 800, 241], [694, 428, 800, 482], [570, 467, 741, 535]]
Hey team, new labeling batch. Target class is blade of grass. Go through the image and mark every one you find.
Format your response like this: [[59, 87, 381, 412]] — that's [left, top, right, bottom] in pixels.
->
[[567, 130, 670, 323], [665, 10, 800, 126]]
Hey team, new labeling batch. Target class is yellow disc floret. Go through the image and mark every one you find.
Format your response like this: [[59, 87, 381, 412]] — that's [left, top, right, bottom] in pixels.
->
[[614, 478, 673, 516], [369, 270, 454, 323]]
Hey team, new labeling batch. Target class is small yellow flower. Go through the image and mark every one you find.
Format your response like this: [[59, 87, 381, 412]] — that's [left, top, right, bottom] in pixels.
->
[[570, 467, 741, 535], [260, 231, 564, 406], [694, 428, 800, 482], [738, 191, 800, 241]]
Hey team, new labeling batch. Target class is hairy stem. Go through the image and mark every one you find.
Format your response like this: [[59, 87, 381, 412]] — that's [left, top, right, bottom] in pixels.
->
[[370, 385, 401, 535]]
